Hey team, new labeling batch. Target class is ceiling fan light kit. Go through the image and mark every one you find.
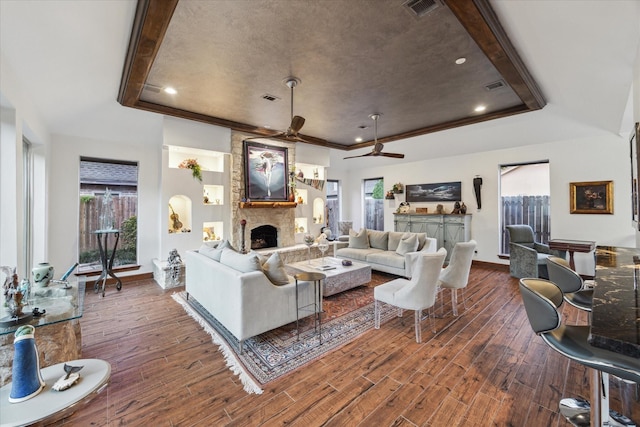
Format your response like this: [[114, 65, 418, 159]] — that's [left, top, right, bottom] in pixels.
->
[[344, 113, 405, 160]]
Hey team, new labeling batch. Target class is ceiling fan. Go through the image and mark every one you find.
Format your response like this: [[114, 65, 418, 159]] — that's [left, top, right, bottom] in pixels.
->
[[246, 77, 311, 143], [344, 114, 405, 159]]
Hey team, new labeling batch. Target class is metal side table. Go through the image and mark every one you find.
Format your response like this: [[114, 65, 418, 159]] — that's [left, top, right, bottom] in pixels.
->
[[294, 272, 325, 345], [93, 229, 123, 296]]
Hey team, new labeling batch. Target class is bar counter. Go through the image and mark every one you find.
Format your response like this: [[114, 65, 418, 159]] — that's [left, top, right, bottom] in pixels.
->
[[590, 246, 640, 358]]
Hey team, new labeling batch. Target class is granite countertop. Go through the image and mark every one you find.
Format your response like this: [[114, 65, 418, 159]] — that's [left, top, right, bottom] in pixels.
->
[[590, 246, 640, 358]]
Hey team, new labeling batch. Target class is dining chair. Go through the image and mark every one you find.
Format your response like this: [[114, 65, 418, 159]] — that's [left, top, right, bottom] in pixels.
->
[[438, 240, 477, 316], [374, 248, 446, 343], [519, 278, 640, 426], [546, 255, 593, 312]]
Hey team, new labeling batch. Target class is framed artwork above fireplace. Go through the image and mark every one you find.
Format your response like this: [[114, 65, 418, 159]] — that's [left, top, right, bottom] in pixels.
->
[[243, 140, 290, 202]]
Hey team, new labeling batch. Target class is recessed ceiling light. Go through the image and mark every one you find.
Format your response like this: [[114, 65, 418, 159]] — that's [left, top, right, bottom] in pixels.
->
[[164, 87, 177, 95], [455, 57, 466, 65], [264, 125, 271, 129], [355, 137, 363, 143], [474, 105, 486, 112]]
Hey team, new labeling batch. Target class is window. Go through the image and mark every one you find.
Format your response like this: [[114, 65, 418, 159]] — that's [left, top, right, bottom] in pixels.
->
[[326, 179, 340, 236], [363, 177, 384, 230], [78, 157, 138, 271], [500, 161, 550, 254], [22, 138, 33, 278]]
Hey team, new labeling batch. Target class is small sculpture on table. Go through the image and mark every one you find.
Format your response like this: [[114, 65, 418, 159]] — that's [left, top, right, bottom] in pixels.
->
[[52, 363, 84, 391]]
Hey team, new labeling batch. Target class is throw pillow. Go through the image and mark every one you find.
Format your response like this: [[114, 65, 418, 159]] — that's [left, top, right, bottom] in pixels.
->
[[348, 228, 370, 249], [367, 229, 389, 250], [416, 233, 427, 251], [249, 250, 268, 265], [218, 239, 238, 252], [199, 244, 224, 262], [261, 252, 290, 286], [219, 248, 262, 273], [396, 234, 418, 255]]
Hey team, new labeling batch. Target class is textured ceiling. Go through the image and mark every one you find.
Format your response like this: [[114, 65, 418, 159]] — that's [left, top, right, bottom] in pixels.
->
[[119, 0, 545, 151]]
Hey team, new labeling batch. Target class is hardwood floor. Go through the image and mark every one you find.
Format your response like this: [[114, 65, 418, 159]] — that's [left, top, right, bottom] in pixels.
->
[[52, 266, 638, 426]]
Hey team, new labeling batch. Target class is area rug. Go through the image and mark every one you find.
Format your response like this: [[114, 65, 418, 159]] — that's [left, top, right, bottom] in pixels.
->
[[172, 274, 397, 394]]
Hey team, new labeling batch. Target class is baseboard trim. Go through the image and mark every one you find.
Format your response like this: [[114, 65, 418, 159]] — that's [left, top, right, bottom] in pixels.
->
[[83, 272, 153, 288], [472, 260, 510, 272]]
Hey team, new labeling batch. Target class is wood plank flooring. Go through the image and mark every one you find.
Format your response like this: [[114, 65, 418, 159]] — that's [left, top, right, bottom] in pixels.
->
[[51, 266, 639, 426]]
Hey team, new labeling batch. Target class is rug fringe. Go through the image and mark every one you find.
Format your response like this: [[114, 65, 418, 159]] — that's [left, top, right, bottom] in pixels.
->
[[171, 293, 264, 395]]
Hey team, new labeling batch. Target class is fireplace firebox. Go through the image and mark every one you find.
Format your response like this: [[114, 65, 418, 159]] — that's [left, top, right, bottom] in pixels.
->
[[251, 225, 277, 250]]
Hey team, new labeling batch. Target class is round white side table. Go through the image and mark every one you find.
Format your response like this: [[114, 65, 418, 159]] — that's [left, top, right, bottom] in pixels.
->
[[0, 358, 111, 427]]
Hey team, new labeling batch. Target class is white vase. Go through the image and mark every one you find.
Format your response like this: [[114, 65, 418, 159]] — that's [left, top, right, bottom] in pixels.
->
[[32, 262, 54, 287]]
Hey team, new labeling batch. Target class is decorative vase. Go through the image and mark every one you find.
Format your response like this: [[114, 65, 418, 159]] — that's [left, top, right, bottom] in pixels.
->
[[32, 263, 54, 287], [460, 202, 467, 214], [9, 325, 46, 403]]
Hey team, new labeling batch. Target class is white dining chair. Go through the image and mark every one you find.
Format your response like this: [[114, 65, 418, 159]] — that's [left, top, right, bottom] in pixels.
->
[[374, 248, 446, 343], [438, 240, 477, 316]]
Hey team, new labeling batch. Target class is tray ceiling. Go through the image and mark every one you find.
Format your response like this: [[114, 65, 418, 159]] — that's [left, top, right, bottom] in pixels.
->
[[118, 0, 545, 151]]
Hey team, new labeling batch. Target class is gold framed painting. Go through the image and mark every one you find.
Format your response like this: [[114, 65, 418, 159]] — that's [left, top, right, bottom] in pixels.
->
[[570, 180, 613, 214]]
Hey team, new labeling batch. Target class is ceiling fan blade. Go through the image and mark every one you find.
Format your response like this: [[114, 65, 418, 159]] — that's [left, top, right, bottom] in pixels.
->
[[344, 152, 374, 160], [289, 115, 305, 134], [380, 152, 405, 159], [244, 131, 286, 141]]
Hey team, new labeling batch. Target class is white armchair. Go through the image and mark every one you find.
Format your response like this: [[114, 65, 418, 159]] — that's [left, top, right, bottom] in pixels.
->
[[438, 240, 477, 316], [374, 248, 447, 342]]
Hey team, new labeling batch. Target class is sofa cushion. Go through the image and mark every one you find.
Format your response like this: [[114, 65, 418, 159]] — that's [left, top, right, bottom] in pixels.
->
[[349, 228, 370, 249], [388, 232, 405, 252], [416, 233, 428, 251], [396, 234, 418, 255], [261, 252, 290, 286], [219, 248, 262, 273], [365, 251, 406, 269], [367, 230, 389, 250], [336, 247, 379, 262]]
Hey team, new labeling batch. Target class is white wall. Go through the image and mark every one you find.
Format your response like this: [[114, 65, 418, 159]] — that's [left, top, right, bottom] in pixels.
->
[[49, 132, 163, 276], [0, 54, 50, 277], [162, 117, 232, 258], [330, 132, 632, 276]]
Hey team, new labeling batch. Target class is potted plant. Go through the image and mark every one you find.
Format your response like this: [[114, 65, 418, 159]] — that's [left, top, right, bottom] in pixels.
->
[[392, 183, 404, 194]]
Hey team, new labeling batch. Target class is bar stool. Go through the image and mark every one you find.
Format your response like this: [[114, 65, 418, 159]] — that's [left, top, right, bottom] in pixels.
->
[[519, 278, 640, 426], [546, 256, 593, 312]]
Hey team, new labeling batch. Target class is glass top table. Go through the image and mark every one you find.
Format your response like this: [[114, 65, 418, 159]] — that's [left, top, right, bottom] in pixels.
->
[[0, 278, 85, 336]]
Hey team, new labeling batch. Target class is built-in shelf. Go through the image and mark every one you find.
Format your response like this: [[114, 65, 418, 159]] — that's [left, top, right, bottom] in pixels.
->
[[203, 221, 223, 242], [295, 217, 308, 233], [239, 201, 297, 209], [167, 145, 225, 172], [168, 195, 191, 233], [294, 188, 308, 205], [203, 185, 224, 205]]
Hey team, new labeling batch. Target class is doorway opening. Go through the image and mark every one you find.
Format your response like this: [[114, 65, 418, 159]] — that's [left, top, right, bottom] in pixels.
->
[[500, 161, 550, 255]]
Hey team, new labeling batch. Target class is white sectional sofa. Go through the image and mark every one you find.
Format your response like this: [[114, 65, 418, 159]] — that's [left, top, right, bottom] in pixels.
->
[[185, 246, 316, 351], [334, 229, 437, 277]]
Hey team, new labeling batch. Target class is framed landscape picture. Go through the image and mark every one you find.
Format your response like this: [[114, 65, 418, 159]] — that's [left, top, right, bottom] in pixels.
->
[[569, 180, 613, 214], [243, 140, 289, 201], [406, 181, 462, 202]]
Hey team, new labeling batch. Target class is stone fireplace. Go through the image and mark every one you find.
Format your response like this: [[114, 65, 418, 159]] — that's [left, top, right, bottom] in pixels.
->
[[230, 132, 297, 250]]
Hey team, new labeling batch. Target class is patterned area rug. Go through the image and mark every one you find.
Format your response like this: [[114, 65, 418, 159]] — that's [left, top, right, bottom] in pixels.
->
[[172, 272, 397, 394]]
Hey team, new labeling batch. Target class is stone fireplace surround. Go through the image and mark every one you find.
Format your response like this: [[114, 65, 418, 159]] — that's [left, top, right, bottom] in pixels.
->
[[230, 132, 297, 251]]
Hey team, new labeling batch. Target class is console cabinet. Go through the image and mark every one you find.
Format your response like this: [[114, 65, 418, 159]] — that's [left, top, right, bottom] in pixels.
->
[[394, 214, 472, 261]]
